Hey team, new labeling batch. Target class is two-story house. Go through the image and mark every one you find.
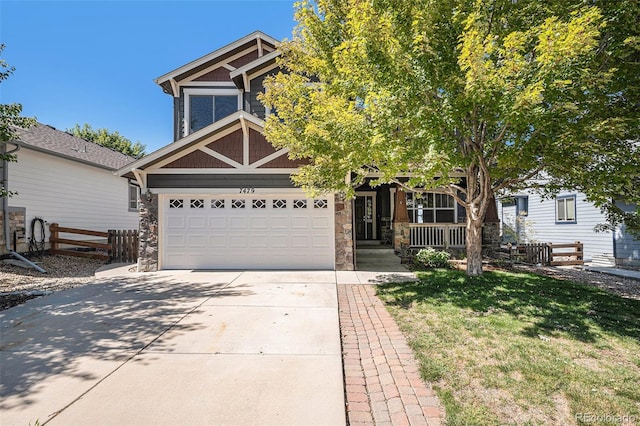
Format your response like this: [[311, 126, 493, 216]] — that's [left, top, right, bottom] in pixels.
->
[[119, 31, 498, 272]]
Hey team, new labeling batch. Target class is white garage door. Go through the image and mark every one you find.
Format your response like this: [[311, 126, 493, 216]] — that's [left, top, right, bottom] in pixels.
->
[[161, 193, 335, 270]]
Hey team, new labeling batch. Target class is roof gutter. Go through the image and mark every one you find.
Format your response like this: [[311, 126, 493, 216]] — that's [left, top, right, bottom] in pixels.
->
[[2, 142, 46, 273]]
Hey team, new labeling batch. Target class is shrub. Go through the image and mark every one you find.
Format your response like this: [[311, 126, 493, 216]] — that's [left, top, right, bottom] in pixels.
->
[[415, 247, 451, 269]]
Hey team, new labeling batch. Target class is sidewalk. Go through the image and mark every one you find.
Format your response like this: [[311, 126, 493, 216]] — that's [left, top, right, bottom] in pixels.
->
[[338, 284, 444, 426], [583, 265, 640, 280]]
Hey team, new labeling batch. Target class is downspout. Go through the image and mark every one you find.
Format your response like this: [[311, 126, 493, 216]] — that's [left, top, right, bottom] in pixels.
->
[[2, 142, 47, 273]]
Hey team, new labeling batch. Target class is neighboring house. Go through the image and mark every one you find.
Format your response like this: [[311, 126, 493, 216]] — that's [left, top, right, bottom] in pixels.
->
[[498, 191, 640, 267], [0, 123, 139, 255], [119, 31, 500, 272]]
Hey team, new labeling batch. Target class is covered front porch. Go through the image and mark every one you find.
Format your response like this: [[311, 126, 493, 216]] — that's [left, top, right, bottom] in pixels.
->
[[352, 181, 499, 255], [353, 182, 467, 249]]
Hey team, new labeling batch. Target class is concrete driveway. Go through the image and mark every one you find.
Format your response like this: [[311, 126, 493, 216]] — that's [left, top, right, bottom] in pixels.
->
[[0, 270, 346, 426]]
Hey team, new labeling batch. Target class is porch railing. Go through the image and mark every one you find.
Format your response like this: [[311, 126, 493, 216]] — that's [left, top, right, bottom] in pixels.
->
[[409, 223, 466, 248]]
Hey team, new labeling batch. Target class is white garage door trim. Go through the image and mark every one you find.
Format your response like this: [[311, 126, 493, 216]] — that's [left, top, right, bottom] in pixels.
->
[[160, 192, 335, 270]]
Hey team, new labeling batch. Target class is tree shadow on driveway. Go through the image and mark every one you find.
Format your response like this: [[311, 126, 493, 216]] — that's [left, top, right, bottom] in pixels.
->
[[0, 273, 253, 415]]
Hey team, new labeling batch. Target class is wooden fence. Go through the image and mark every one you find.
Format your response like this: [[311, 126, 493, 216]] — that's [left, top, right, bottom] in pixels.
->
[[500, 241, 583, 266], [547, 242, 584, 266], [49, 223, 138, 263], [108, 229, 139, 263]]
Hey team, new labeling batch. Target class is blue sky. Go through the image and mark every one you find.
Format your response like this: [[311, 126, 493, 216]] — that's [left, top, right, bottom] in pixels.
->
[[0, 0, 297, 153]]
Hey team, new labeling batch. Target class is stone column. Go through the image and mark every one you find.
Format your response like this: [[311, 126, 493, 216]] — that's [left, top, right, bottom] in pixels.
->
[[137, 191, 159, 272], [334, 194, 354, 271], [482, 195, 501, 257], [393, 188, 410, 251]]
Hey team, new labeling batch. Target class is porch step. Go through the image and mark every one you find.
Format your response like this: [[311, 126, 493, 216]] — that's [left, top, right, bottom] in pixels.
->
[[356, 247, 396, 256], [356, 240, 383, 246], [356, 247, 402, 268]]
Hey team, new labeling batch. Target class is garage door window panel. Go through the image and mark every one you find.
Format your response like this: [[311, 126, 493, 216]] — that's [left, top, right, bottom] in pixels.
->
[[314, 199, 328, 209], [252, 199, 266, 209], [273, 199, 287, 209]]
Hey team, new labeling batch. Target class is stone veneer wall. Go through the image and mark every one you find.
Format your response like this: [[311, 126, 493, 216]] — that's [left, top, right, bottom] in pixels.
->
[[482, 222, 501, 257], [334, 194, 355, 271], [393, 222, 410, 253], [0, 208, 26, 253], [137, 192, 159, 272]]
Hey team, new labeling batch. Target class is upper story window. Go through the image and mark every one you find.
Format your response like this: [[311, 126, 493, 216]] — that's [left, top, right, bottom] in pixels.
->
[[183, 88, 241, 135], [407, 192, 457, 223], [556, 195, 576, 223]]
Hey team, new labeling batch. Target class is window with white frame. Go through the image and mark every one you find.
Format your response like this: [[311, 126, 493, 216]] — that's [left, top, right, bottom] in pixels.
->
[[128, 183, 139, 211], [556, 195, 576, 223], [183, 88, 241, 135], [406, 192, 456, 223]]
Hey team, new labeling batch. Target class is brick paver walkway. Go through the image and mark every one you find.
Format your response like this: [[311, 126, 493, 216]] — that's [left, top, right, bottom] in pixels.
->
[[338, 284, 444, 426]]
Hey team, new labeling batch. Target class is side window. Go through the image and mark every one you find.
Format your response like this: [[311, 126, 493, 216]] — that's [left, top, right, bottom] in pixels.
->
[[556, 195, 576, 223], [128, 183, 139, 211], [516, 196, 528, 216]]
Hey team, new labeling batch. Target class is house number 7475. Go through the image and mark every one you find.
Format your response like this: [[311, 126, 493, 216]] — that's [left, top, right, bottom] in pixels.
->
[[239, 187, 255, 193]]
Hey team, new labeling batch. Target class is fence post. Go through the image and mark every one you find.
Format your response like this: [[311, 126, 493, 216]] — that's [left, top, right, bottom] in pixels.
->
[[576, 241, 583, 263], [133, 229, 139, 262], [127, 229, 133, 262], [49, 223, 59, 252], [117, 230, 122, 262], [545, 243, 552, 266], [108, 230, 113, 261]]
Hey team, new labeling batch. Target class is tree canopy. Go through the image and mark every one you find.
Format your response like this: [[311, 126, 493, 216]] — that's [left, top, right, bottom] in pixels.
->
[[67, 123, 146, 159], [262, 0, 640, 275], [1, 43, 36, 198]]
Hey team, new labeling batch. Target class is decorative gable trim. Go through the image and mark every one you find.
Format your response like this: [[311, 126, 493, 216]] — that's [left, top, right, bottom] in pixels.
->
[[230, 50, 281, 92], [184, 46, 258, 85], [121, 112, 303, 178], [155, 31, 278, 96], [251, 147, 291, 168]]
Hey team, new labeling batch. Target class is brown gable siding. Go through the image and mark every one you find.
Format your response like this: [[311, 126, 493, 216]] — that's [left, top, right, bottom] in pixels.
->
[[249, 129, 309, 168], [161, 149, 233, 169], [249, 129, 277, 163], [193, 67, 231, 82], [228, 50, 260, 68], [206, 130, 243, 164], [258, 155, 309, 169]]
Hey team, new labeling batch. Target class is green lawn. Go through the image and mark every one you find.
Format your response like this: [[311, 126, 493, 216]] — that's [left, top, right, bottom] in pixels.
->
[[376, 269, 640, 425]]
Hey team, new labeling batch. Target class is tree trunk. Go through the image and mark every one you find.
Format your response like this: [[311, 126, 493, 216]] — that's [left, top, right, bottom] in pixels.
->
[[466, 214, 484, 276]]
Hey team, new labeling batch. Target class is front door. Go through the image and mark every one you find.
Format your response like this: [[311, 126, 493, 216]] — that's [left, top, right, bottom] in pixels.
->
[[355, 192, 377, 240]]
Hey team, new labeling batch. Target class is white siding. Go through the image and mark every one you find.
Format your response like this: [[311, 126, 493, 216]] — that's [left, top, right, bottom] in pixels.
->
[[5, 149, 138, 247], [518, 192, 613, 262], [614, 202, 640, 267], [499, 203, 518, 243]]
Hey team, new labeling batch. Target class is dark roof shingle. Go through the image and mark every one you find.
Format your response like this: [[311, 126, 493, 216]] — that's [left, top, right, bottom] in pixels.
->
[[12, 123, 136, 170]]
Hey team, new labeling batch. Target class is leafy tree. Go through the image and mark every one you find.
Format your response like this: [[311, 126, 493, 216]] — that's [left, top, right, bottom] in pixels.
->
[[1, 43, 36, 198], [261, 0, 640, 276], [67, 123, 146, 159]]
